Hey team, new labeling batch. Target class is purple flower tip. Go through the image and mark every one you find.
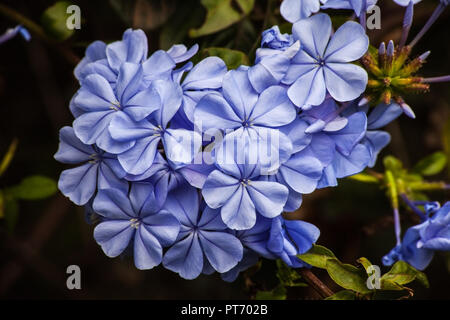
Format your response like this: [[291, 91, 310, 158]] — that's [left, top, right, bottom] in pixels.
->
[[387, 40, 395, 57]]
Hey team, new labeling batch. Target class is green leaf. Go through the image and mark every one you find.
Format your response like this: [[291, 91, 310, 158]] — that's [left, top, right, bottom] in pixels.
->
[[325, 290, 357, 300], [297, 244, 336, 269], [380, 261, 429, 290], [276, 260, 307, 287], [325, 259, 372, 294], [9, 175, 57, 200], [189, 0, 255, 38], [413, 152, 447, 176], [357, 257, 373, 275], [383, 156, 403, 174], [348, 173, 379, 183], [41, 1, 76, 41], [199, 47, 249, 69], [254, 285, 286, 300], [0, 139, 18, 177]]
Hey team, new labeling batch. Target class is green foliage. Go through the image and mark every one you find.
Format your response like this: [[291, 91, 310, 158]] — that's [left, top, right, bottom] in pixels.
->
[[198, 47, 249, 69], [413, 152, 447, 176], [299, 245, 371, 294], [380, 261, 429, 290], [189, 0, 255, 38], [325, 290, 357, 300], [254, 260, 307, 300], [254, 284, 286, 300], [0, 140, 57, 231], [41, 1, 75, 41], [348, 173, 379, 183], [8, 175, 57, 200], [298, 244, 429, 300]]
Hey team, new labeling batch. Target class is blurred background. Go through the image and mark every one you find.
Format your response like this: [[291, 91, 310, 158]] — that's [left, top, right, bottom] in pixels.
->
[[0, 0, 449, 299]]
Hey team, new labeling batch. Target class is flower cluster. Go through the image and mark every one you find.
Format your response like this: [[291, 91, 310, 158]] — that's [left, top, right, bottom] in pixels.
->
[[55, 4, 412, 281]]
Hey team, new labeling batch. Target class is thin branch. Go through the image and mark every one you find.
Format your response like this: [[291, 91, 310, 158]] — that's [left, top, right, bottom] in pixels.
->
[[298, 268, 334, 299]]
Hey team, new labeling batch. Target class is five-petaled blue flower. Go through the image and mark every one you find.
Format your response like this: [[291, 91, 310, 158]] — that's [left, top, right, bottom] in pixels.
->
[[162, 185, 243, 279], [284, 13, 369, 109], [93, 183, 180, 270]]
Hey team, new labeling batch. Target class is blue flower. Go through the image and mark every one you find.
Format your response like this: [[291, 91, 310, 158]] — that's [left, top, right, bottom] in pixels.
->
[[195, 67, 296, 169], [294, 100, 370, 187], [280, 0, 322, 23], [383, 202, 450, 270], [321, 0, 378, 16], [125, 152, 213, 208], [73, 63, 161, 154], [93, 183, 180, 270], [0, 25, 30, 45], [202, 140, 290, 230], [267, 216, 320, 267], [261, 26, 294, 50], [284, 13, 368, 108], [162, 185, 243, 279], [54, 126, 127, 205], [74, 28, 198, 85], [108, 77, 201, 174], [171, 57, 228, 126]]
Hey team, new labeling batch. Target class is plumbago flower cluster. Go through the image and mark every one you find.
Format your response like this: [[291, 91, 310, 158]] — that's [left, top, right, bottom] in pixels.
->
[[54, 0, 448, 281]]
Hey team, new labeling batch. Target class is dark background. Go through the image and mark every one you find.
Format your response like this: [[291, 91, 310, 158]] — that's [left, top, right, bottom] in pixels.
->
[[0, 0, 449, 299]]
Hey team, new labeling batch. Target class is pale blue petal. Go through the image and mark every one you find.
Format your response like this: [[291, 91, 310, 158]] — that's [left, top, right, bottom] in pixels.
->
[[279, 154, 323, 193], [324, 21, 369, 63], [251, 85, 297, 127], [54, 126, 94, 164], [222, 69, 258, 120], [199, 231, 243, 272], [323, 63, 368, 102], [133, 226, 163, 270], [247, 180, 288, 218], [183, 57, 227, 90], [292, 13, 331, 58], [202, 170, 240, 209], [93, 188, 135, 219], [58, 163, 98, 205], [221, 185, 256, 230], [94, 220, 135, 257], [163, 233, 204, 280]]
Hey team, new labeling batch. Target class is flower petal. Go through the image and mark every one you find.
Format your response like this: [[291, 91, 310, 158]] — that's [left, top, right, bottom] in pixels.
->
[[323, 62, 368, 102], [324, 21, 369, 63], [133, 226, 163, 270], [58, 163, 98, 205], [183, 57, 227, 90], [54, 126, 94, 164], [292, 13, 331, 58], [247, 180, 288, 218], [199, 230, 243, 273], [94, 220, 135, 257], [221, 185, 256, 230], [163, 233, 204, 280], [251, 86, 297, 127]]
